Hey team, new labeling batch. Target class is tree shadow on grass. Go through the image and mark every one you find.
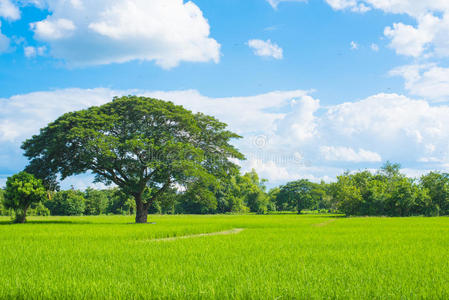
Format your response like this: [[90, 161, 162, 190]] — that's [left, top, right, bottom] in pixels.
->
[[267, 212, 345, 218], [0, 220, 91, 225]]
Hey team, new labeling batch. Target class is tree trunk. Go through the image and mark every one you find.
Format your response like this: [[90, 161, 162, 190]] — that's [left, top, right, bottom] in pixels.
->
[[14, 207, 28, 223], [135, 194, 149, 224]]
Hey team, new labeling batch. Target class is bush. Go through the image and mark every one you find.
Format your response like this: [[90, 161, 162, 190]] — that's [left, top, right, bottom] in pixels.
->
[[84, 188, 108, 215], [28, 202, 50, 216], [45, 190, 85, 216]]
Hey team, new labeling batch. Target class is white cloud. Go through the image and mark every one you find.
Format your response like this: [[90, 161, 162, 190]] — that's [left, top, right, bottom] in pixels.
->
[[326, 0, 370, 13], [326, 0, 449, 16], [0, 0, 20, 21], [320, 146, 382, 162], [275, 95, 319, 141], [31, 18, 76, 40], [322, 93, 449, 165], [26, 0, 220, 69], [384, 14, 438, 57], [324, 1, 449, 59], [390, 64, 449, 101], [0, 21, 9, 52], [267, 0, 306, 9], [248, 39, 283, 59], [0, 88, 124, 143], [350, 41, 358, 50], [24, 45, 46, 58], [248, 159, 298, 182], [371, 43, 379, 51]]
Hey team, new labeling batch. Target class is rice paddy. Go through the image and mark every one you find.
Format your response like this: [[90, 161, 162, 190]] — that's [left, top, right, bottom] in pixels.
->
[[1, 214, 449, 299]]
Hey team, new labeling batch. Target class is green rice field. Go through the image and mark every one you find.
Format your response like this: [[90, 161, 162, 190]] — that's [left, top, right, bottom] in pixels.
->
[[1, 214, 449, 299]]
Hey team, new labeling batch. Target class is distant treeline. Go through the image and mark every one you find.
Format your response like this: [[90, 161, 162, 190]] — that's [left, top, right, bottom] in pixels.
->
[[0, 188, 135, 217], [1, 162, 449, 217]]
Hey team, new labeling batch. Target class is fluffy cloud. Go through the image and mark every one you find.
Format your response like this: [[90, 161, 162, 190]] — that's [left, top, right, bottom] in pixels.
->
[[322, 93, 449, 165], [324, 1, 449, 59], [326, 0, 370, 13], [267, 0, 306, 9], [326, 0, 449, 16], [390, 64, 449, 101], [25, 0, 220, 68], [384, 14, 438, 57], [24, 45, 46, 58], [31, 18, 76, 40], [320, 146, 382, 162], [275, 96, 319, 142], [2, 88, 449, 188], [0, 21, 9, 52], [248, 39, 283, 59], [0, 0, 20, 20]]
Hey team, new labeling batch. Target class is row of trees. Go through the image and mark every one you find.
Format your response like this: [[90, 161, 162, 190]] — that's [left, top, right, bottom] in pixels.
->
[[329, 163, 449, 217], [266, 162, 449, 217], [4, 162, 448, 220], [0, 170, 270, 220], [0, 182, 136, 219]]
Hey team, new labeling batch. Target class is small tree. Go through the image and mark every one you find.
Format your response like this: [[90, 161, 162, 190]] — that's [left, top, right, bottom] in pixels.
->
[[4, 172, 46, 223], [277, 179, 315, 213]]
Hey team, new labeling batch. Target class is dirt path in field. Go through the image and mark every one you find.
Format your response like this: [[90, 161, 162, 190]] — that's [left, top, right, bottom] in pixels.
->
[[313, 219, 336, 227], [151, 228, 245, 242]]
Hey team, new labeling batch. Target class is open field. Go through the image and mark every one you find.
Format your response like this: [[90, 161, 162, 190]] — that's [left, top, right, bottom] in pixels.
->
[[1, 215, 449, 299]]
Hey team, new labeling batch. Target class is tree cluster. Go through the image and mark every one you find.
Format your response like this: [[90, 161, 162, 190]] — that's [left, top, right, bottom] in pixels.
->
[[0, 170, 269, 219], [3, 162, 449, 219], [327, 162, 448, 217], [269, 162, 449, 217]]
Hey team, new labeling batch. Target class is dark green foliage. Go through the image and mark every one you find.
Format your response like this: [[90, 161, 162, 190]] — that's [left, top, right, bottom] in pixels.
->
[[45, 190, 86, 216], [175, 170, 269, 214], [215, 176, 247, 214], [4, 172, 46, 223], [22, 96, 243, 223], [276, 179, 317, 213], [179, 180, 218, 214], [29, 202, 50, 216], [104, 188, 136, 215], [328, 162, 437, 216], [267, 187, 280, 212], [237, 170, 269, 214], [420, 172, 449, 215], [84, 188, 108, 215], [149, 188, 179, 214], [0, 189, 11, 216]]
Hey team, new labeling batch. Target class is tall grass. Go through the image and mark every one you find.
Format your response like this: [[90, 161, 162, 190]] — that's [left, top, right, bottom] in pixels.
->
[[0, 215, 448, 299]]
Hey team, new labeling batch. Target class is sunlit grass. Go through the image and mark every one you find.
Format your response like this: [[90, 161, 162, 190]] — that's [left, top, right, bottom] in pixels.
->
[[1, 215, 448, 299]]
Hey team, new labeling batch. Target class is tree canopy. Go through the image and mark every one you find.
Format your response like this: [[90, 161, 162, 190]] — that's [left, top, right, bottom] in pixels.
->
[[276, 179, 317, 213], [22, 96, 244, 223], [4, 172, 46, 223]]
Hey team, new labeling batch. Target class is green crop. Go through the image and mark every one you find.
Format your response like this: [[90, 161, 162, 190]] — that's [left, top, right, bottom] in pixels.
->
[[1, 214, 448, 299]]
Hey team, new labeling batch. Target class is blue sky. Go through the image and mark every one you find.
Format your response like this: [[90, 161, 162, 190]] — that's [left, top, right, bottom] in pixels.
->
[[2, 0, 449, 188]]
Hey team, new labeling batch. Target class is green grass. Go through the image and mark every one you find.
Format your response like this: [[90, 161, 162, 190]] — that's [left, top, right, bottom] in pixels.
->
[[1, 214, 449, 299]]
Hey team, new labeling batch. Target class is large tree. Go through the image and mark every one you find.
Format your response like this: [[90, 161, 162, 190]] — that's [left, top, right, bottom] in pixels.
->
[[22, 96, 244, 223]]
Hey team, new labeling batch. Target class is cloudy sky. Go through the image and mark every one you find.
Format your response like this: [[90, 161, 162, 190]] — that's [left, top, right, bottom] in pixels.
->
[[1, 0, 449, 188]]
